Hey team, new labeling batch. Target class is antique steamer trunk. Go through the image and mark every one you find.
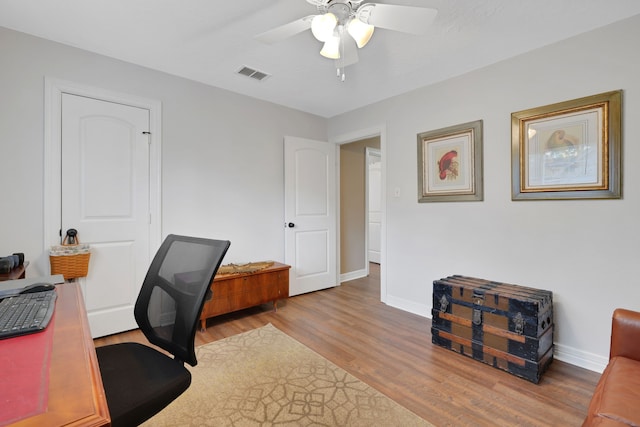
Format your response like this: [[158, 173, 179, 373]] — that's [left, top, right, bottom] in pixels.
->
[[431, 275, 553, 383]]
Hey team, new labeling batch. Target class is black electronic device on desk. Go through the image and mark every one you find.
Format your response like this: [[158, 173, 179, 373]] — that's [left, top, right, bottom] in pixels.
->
[[0, 284, 57, 339]]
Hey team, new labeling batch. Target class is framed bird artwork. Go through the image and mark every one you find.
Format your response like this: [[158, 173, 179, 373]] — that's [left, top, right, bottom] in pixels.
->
[[417, 120, 483, 202]]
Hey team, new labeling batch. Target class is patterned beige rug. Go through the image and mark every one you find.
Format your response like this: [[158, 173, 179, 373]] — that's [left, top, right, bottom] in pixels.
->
[[143, 323, 431, 426]]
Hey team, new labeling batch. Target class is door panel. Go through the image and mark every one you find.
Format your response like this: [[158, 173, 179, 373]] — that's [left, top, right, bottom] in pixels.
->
[[284, 136, 337, 296], [61, 93, 150, 337], [83, 242, 134, 311], [295, 230, 329, 277]]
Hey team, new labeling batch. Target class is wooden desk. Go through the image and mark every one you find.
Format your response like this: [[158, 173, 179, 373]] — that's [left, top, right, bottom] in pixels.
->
[[12, 283, 110, 426]]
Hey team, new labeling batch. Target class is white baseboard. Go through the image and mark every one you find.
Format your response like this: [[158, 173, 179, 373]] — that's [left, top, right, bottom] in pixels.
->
[[385, 294, 430, 318], [385, 296, 607, 373], [340, 268, 367, 283], [554, 343, 607, 373]]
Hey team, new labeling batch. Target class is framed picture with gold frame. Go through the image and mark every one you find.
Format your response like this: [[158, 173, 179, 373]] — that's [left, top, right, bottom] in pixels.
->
[[511, 90, 621, 200], [417, 120, 483, 202]]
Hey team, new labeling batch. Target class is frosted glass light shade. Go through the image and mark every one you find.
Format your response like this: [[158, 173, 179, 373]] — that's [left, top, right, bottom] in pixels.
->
[[347, 18, 374, 48], [311, 13, 337, 42], [320, 36, 341, 59]]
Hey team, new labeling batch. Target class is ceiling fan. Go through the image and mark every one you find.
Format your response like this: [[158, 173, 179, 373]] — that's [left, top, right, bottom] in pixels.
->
[[255, 0, 438, 79]]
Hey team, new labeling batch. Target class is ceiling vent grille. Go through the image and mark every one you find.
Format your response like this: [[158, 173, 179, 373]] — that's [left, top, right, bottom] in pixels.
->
[[237, 66, 270, 82]]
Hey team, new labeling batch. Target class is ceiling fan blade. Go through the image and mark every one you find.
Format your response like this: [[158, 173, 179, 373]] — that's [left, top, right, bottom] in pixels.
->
[[254, 15, 315, 44], [335, 33, 359, 68], [358, 3, 437, 35]]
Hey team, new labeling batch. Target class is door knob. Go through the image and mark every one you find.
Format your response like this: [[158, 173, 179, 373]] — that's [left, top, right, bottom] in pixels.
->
[[287, 222, 295, 228]]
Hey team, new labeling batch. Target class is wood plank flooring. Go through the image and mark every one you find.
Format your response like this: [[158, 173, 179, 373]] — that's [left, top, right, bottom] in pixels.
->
[[94, 263, 600, 426]]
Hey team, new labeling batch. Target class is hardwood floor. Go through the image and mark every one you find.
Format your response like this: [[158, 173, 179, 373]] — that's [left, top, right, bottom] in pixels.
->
[[94, 263, 600, 426]]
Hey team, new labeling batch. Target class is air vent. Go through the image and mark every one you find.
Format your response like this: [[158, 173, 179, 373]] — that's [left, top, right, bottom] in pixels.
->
[[237, 66, 270, 82]]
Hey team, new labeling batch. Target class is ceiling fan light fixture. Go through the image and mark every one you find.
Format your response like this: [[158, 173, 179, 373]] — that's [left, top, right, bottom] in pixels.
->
[[311, 12, 337, 42], [320, 36, 341, 59], [347, 18, 374, 48]]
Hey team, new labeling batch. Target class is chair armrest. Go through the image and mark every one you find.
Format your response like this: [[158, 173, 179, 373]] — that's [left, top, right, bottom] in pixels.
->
[[610, 308, 640, 361]]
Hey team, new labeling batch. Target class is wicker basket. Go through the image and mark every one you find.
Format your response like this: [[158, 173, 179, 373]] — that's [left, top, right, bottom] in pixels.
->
[[49, 236, 91, 280]]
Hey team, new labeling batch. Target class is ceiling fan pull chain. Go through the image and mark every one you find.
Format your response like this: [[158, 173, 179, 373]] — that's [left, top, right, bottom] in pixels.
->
[[338, 29, 345, 82]]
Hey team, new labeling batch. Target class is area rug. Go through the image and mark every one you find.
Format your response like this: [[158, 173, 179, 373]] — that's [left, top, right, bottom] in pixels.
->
[[142, 323, 430, 426]]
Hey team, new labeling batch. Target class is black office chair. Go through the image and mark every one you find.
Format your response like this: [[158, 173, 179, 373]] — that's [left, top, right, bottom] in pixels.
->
[[96, 234, 230, 426]]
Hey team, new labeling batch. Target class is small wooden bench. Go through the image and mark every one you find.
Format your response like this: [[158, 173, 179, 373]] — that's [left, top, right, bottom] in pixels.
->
[[200, 262, 290, 331]]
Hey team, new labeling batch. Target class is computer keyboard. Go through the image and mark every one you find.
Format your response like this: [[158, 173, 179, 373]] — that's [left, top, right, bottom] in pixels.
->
[[0, 290, 57, 339]]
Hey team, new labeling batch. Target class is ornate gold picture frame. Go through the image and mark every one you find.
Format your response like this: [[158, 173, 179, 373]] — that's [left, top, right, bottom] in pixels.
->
[[417, 120, 483, 202], [511, 90, 621, 200]]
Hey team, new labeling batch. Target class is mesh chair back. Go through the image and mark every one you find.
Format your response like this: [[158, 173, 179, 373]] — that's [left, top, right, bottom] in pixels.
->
[[134, 235, 230, 366]]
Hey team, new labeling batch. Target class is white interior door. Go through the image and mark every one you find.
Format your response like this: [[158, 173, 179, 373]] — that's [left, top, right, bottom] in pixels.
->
[[367, 148, 382, 264], [284, 136, 337, 296], [61, 93, 151, 337]]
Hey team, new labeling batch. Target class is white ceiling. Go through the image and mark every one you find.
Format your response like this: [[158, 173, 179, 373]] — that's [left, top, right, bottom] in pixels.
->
[[1, 0, 640, 118]]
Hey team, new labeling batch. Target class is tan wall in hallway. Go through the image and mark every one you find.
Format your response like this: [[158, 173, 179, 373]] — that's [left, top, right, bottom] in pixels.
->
[[340, 137, 380, 274]]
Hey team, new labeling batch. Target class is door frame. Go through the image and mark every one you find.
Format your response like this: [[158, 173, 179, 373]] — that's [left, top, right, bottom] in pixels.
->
[[43, 77, 162, 264], [331, 125, 387, 303]]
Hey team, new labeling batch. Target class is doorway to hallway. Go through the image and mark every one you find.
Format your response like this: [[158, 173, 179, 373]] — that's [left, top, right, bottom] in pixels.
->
[[339, 136, 381, 282]]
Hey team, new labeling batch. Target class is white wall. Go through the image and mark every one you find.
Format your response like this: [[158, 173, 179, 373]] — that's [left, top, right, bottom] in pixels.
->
[[328, 14, 640, 371], [0, 27, 327, 274], [2, 14, 639, 371]]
